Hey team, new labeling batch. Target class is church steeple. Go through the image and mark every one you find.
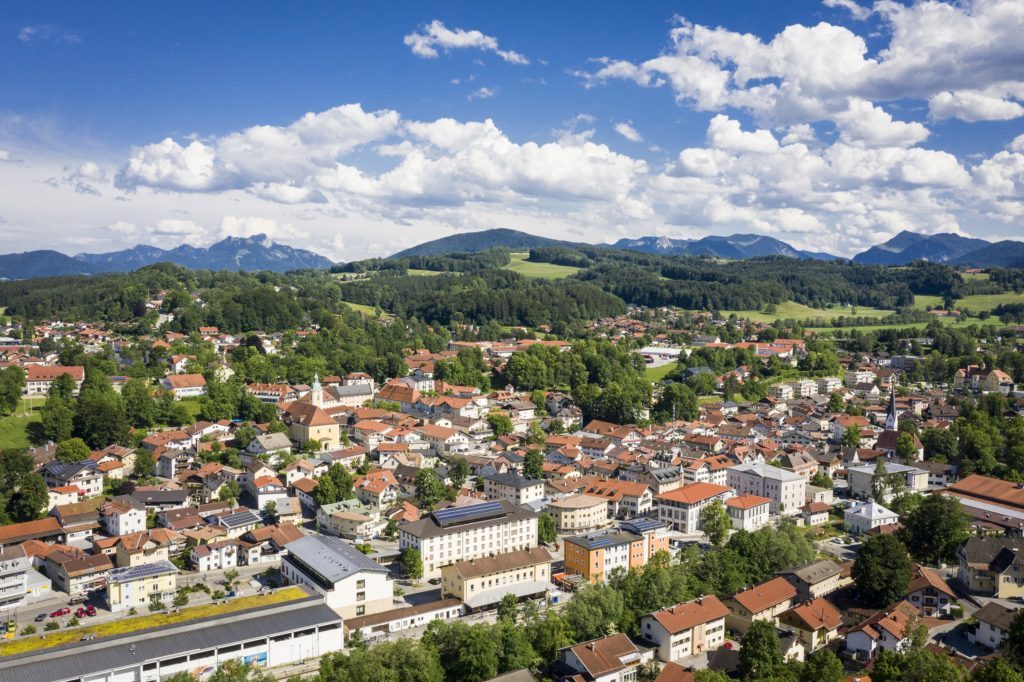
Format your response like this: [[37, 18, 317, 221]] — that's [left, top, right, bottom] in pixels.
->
[[311, 372, 323, 408], [885, 382, 898, 431]]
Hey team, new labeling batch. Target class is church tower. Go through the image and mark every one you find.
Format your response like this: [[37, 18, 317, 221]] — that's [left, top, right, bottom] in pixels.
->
[[311, 372, 324, 408], [884, 382, 898, 431]]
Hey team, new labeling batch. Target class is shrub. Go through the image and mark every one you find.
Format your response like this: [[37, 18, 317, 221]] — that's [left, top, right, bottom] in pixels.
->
[[44, 622, 59, 631], [20, 625, 36, 636], [148, 600, 166, 612], [67, 617, 79, 627]]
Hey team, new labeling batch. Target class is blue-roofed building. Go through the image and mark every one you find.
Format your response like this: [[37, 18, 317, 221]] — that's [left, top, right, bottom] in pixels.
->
[[105, 559, 178, 612], [281, 534, 394, 619], [564, 518, 671, 584]]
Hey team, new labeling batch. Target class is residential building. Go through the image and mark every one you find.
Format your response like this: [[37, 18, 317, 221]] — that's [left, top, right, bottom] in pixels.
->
[[655, 483, 733, 534], [191, 540, 239, 572], [847, 463, 928, 502], [957, 537, 1024, 599], [579, 478, 654, 519], [780, 560, 843, 601], [640, 596, 730, 662], [846, 601, 918, 660], [546, 494, 608, 533], [48, 552, 113, 595], [483, 473, 546, 506], [724, 576, 798, 634], [724, 495, 771, 532], [42, 461, 103, 498], [317, 499, 384, 541], [778, 598, 842, 653], [564, 519, 670, 584], [844, 500, 899, 535], [105, 560, 178, 612], [0, 546, 30, 609], [556, 633, 652, 682], [100, 496, 147, 537], [398, 500, 538, 577], [905, 563, 956, 617], [727, 463, 805, 515], [968, 602, 1018, 650], [441, 546, 552, 611], [113, 532, 170, 568], [281, 534, 393, 619], [161, 373, 207, 399], [23, 365, 84, 396]]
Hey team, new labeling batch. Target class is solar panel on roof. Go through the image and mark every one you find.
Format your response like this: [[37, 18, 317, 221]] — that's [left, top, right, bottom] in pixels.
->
[[109, 560, 176, 583], [623, 518, 661, 532], [432, 501, 505, 527], [587, 537, 619, 549]]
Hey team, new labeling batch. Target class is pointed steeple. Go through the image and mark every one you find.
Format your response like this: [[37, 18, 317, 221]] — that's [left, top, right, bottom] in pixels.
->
[[311, 372, 323, 407], [885, 382, 898, 431]]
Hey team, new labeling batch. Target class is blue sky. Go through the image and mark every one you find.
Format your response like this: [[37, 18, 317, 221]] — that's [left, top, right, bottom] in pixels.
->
[[0, 0, 1022, 260]]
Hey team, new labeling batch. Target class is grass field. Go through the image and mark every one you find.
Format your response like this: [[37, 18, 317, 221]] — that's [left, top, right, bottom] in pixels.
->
[[645, 363, 678, 383], [406, 269, 447, 277], [720, 301, 892, 324], [955, 292, 1024, 312], [339, 301, 391, 317], [912, 295, 944, 311], [0, 397, 42, 451], [962, 272, 990, 281], [504, 253, 581, 279], [177, 397, 204, 421], [0, 587, 306, 656]]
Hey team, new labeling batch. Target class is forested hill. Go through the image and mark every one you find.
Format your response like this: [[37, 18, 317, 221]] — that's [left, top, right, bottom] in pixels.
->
[[2, 248, 1021, 331]]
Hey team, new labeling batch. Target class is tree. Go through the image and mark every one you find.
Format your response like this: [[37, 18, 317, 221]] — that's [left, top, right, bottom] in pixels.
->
[[564, 583, 625, 641], [524, 449, 544, 480], [853, 534, 913, 607], [1004, 608, 1024, 669], [653, 382, 699, 422], [896, 431, 919, 462], [900, 495, 969, 565], [699, 499, 731, 547], [841, 423, 862, 447], [524, 421, 546, 446], [319, 638, 444, 682], [538, 512, 557, 544], [122, 379, 157, 428], [809, 471, 833, 489], [496, 619, 538, 673], [487, 413, 514, 437], [424, 621, 498, 682], [449, 456, 470, 491], [40, 396, 74, 443], [56, 438, 91, 463], [314, 464, 355, 507], [208, 660, 275, 682], [497, 593, 519, 623], [799, 648, 844, 682], [218, 480, 241, 505], [738, 620, 783, 680], [971, 658, 1024, 682], [74, 388, 130, 448], [402, 548, 423, 580], [872, 459, 891, 501], [0, 366, 24, 416], [133, 449, 155, 479], [415, 469, 445, 509], [826, 391, 844, 413], [263, 500, 279, 524], [8, 473, 49, 521]]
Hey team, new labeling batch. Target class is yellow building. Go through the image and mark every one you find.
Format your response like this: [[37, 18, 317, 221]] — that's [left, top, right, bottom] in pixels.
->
[[105, 560, 178, 613], [283, 401, 341, 450], [546, 494, 608, 533], [441, 547, 552, 611]]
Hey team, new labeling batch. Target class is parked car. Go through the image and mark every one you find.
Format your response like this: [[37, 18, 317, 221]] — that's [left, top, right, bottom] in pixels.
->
[[76, 606, 96, 618], [34, 613, 47, 622], [68, 596, 87, 605], [49, 607, 70, 618], [428, 578, 441, 585]]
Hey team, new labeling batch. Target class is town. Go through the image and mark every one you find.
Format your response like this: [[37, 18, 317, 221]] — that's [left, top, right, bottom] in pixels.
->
[[0, 251, 1021, 682]]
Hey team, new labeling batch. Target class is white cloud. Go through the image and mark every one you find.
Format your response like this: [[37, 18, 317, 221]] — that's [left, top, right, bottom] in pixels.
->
[[248, 183, 328, 204], [404, 20, 529, 64], [613, 121, 643, 143], [18, 24, 81, 44], [468, 87, 496, 101], [834, 99, 930, 148], [577, 1, 1024, 129], [822, 0, 872, 21], [1011, 134, 1024, 153], [706, 115, 779, 153], [0, 150, 10, 162]]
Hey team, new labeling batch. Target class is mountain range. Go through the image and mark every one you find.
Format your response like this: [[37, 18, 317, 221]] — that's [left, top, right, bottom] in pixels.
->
[[0, 235, 333, 280], [610, 234, 839, 260]]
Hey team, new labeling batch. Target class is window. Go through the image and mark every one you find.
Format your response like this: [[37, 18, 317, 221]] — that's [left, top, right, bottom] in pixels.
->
[[357, 591, 366, 602], [356, 579, 366, 589], [356, 605, 365, 616]]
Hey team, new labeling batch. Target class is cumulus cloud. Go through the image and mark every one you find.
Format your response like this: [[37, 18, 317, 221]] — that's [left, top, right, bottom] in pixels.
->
[[577, 0, 1024, 133], [404, 20, 528, 64], [613, 122, 643, 143], [468, 87, 496, 101], [822, 0, 872, 21]]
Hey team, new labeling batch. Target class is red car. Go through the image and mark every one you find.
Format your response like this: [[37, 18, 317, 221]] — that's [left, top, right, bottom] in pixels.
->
[[49, 607, 70, 618], [75, 605, 96, 618]]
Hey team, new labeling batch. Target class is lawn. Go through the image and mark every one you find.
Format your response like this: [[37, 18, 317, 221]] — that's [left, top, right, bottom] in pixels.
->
[[720, 301, 892, 324], [0, 397, 43, 451], [503, 253, 581, 279], [0, 587, 306, 657], [339, 301, 391, 317], [645, 363, 678, 383], [912, 295, 944, 311], [955, 292, 1024, 313], [176, 397, 204, 421], [962, 272, 990, 281], [406, 269, 447, 277]]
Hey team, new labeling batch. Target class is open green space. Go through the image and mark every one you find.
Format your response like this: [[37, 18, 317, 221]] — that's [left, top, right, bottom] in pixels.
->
[[0, 587, 306, 656], [406, 269, 447, 277], [912, 295, 944, 311], [176, 397, 204, 421], [503, 253, 581, 279], [955, 292, 1024, 313], [0, 398, 42, 451], [962, 272, 990, 281], [644, 363, 678, 383], [339, 301, 391, 318], [720, 301, 892, 324]]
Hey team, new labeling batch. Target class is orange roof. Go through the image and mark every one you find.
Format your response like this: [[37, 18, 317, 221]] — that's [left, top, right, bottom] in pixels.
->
[[726, 494, 771, 510], [731, 577, 798, 614], [26, 365, 84, 382], [649, 596, 730, 633], [657, 483, 732, 505], [165, 373, 206, 389], [783, 598, 841, 631]]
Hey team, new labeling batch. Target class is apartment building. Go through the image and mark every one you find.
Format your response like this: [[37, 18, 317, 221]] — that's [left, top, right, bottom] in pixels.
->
[[398, 500, 538, 577], [282, 534, 393, 619], [655, 483, 733, 534], [640, 596, 730, 662], [563, 518, 670, 584], [546, 494, 609, 533], [105, 560, 178, 613], [441, 546, 552, 611], [726, 463, 805, 515], [724, 576, 798, 634], [482, 473, 546, 506]]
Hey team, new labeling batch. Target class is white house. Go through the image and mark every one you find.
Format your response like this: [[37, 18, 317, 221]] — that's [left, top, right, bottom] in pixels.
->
[[844, 500, 899, 535], [281, 534, 394, 619], [727, 463, 805, 516], [191, 540, 239, 572], [640, 596, 730, 662]]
